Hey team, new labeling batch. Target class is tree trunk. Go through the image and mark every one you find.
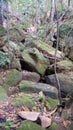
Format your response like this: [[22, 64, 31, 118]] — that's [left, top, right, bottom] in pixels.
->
[[50, 0, 55, 40], [68, 0, 70, 7], [0, 0, 4, 25]]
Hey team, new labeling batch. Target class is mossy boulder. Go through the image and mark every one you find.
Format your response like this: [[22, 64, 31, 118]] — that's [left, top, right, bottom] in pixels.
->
[[17, 121, 46, 130], [33, 40, 64, 61], [48, 59, 73, 73], [8, 27, 25, 42], [56, 59, 73, 71], [18, 80, 58, 98], [0, 25, 6, 37], [45, 72, 73, 97], [10, 57, 21, 71], [12, 93, 34, 108], [21, 48, 49, 75], [48, 122, 58, 130], [3, 40, 24, 57], [5, 69, 22, 86], [0, 86, 8, 102]]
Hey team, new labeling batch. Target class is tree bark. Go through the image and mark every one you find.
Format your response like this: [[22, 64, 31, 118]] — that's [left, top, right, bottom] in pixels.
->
[[0, 0, 4, 25], [68, 0, 70, 7], [50, 0, 55, 40]]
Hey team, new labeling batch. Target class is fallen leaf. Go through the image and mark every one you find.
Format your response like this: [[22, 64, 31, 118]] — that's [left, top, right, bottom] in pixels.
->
[[39, 115, 52, 128], [63, 120, 71, 128], [18, 111, 40, 121]]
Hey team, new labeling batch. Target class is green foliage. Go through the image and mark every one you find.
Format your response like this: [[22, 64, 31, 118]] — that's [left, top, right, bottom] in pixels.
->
[[2, 120, 14, 130], [59, 22, 71, 38], [0, 51, 10, 67], [48, 122, 57, 130]]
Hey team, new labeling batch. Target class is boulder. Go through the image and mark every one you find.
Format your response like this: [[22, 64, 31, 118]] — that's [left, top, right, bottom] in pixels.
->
[[0, 86, 8, 103], [48, 122, 58, 130], [12, 93, 34, 108], [45, 72, 73, 97], [24, 39, 64, 61], [21, 48, 49, 75], [22, 71, 40, 82], [10, 57, 21, 71], [33, 40, 64, 61], [56, 59, 73, 71], [0, 25, 6, 37], [8, 27, 25, 42], [18, 80, 58, 98], [17, 121, 46, 130], [48, 59, 73, 73], [4, 69, 22, 86], [2, 40, 24, 56]]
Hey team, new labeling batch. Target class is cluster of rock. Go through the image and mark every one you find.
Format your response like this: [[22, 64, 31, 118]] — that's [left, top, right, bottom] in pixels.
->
[[0, 24, 73, 98], [0, 11, 73, 129]]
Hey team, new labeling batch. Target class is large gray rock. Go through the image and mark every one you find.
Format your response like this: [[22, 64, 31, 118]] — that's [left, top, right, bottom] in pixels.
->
[[22, 71, 40, 82], [45, 72, 73, 97], [18, 80, 58, 98]]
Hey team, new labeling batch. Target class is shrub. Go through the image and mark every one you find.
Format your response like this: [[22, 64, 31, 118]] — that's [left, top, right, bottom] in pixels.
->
[[0, 51, 10, 67]]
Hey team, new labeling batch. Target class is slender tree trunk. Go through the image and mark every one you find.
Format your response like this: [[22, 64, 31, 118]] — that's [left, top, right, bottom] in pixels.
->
[[0, 0, 4, 25], [50, 0, 55, 40], [68, 0, 70, 7]]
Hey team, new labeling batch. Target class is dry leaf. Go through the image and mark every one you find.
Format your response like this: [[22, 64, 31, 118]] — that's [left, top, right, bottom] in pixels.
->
[[63, 120, 71, 128], [18, 111, 40, 121], [39, 115, 52, 128]]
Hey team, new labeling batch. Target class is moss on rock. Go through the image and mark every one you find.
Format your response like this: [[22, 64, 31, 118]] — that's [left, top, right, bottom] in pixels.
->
[[17, 121, 46, 130], [46, 98, 59, 109], [22, 48, 49, 75], [19, 80, 58, 99], [0, 86, 8, 102], [48, 122, 58, 130], [5, 69, 22, 86], [12, 93, 34, 108]]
